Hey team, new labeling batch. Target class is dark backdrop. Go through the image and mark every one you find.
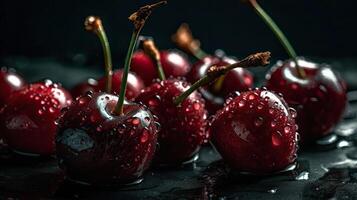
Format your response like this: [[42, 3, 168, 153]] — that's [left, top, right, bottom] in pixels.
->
[[0, 0, 356, 64]]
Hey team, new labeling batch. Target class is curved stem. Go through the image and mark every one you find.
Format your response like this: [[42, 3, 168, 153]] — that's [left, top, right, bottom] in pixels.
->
[[248, 0, 306, 78], [174, 51, 271, 105], [193, 49, 208, 60]]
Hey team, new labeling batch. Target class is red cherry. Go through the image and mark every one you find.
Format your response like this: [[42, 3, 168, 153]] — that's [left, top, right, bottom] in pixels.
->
[[70, 78, 99, 98], [0, 80, 72, 156], [266, 59, 347, 143], [131, 50, 191, 85], [56, 92, 158, 185], [136, 79, 208, 165], [211, 88, 298, 173], [0, 67, 26, 106], [97, 70, 145, 100], [187, 55, 253, 114]]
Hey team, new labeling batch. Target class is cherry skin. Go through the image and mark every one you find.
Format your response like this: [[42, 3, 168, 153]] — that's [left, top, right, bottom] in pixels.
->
[[97, 70, 145, 100], [56, 92, 158, 185], [0, 67, 26, 106], [136, 79, 208, 165], [266, 58, 347, 144], [71, 78, 99, 98], [210, 88, 298, 174], [0, 80, 72, 156], [131, 50, 191, 85], [187, 55, 253, 114]]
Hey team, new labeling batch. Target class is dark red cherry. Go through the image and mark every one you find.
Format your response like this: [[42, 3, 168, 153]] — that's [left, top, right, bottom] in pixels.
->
[[0, 67, 26, 106], [70, 78, 99, 98], [266, 58, 347, 144], [56, 92, 158, 185], [136, 79, 208, 165], [211, 89, 298, 174], [187, 55, 253, 114], [131, 50, 191, 85], [97, 70, 145, 100], [0, 80, 72, 156]]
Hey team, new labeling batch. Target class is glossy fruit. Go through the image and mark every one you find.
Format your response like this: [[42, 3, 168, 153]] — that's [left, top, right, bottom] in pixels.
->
[[266, 58, 347, 143], [71, 78, 99, 98], [0, 80, 72, 156], [136, 78, 208, 165], [211, 88, 298, 173], [56, 92, 158, 185], [131, 50, 191, 85], [188, 55, 253, 114], [97, 70, 145, 100], [0, 67, 26, 106]]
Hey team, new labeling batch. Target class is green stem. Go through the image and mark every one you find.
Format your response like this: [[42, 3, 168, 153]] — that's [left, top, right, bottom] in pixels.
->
[[174, 51, 271, 105], [114, 31, 140, 115], [250, 0, 306, 78], [193, 48, 209, 60], [96, 28, 113, 93], [156, 60, 166, 80]]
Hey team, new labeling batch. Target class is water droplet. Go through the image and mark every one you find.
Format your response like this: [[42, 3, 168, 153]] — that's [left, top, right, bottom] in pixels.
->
[[269, 109, 274, 115], [272, 132, 281, 146], [254, 117, 263, 127], [271, 121, 277, 128], [193, 102, 200, 110], [238, 100, 245, 107], [38, 109, 43, 115], [132, 118, 140, 126], [141, 131, 149, 143], [291, 83, 298, 90], [49, 107, 55, 113], [248, 94, 255, 100], [289, 108, 297, 118], [284, 126, 291, 134]]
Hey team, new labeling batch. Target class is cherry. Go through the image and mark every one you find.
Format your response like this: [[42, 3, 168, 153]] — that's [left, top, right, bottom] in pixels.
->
[[97, 70, 144, 100], [173, 24, 254, 114], [244, 0, 347, 143], [266, 59, 347, 143], [0, 67, 26, 106], [131, 39, 191, 86], [56, 92, 158, 185], [0, 80, 72, 156], [56, 2, 166, 185], [136, 52, 270, 165], [210, 88, 298, 174], [188, 53, 253, 114], [70, 78, 99, 98], [136, 78, 208, 164]]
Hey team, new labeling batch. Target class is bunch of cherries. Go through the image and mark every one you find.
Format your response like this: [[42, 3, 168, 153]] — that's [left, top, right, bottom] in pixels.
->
[[0, 0, 347, 185]]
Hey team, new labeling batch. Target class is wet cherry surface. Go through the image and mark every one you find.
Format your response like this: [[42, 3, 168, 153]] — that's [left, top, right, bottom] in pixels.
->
[[131, 50, 191, 86], [266, 58, 347, 144], [0, 80, 72, 155], [211, 89, 298, 173], [136, 78, 208, 165], [187, 55, 253, 114], [1, 58, 357, 199], [56, 92, 158, 186]]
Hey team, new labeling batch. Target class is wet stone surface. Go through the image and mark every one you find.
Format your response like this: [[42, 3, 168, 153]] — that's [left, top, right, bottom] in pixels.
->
[[1, 58, 357, 199]]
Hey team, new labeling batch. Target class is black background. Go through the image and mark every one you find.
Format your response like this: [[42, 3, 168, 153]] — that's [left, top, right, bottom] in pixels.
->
[[0, 0, 356, 64]]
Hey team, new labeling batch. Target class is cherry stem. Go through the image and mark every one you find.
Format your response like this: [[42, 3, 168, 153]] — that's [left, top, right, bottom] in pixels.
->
[[172, 23, 208, 60], [247, 0, 306, 78], [114, 1, 167, 115], [85, 16, 113, 93], [143, 39, 166, 80], [174, 51, 271, 105]]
